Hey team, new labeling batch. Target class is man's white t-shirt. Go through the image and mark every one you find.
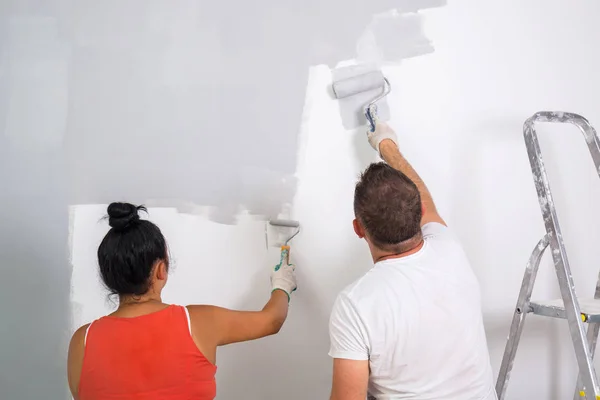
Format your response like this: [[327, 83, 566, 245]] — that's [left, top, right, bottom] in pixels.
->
[[329, 223, 497, 400]]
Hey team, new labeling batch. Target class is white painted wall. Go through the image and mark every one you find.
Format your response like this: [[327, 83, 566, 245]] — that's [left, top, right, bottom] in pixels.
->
[[70, 1, 600, 399]]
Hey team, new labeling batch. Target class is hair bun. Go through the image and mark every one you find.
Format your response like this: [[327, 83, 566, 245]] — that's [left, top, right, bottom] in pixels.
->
[[107, 202, 145, 231]]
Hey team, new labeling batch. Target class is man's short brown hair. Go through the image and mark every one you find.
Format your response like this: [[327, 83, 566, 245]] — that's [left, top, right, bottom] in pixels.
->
[[354, 162, 422, 251]]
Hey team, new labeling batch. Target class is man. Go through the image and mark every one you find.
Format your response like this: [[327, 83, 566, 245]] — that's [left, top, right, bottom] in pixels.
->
[[328, 123, 497, 400]]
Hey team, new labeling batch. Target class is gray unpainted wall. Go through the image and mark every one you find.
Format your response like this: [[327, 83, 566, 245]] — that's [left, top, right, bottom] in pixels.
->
[[0, 0, 443, 398]]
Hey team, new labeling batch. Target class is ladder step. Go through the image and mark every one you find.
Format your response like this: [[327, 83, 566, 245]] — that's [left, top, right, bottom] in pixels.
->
[[529, 298, 600, 323]]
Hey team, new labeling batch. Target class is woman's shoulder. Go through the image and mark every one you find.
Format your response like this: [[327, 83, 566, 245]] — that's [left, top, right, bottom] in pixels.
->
[[67, 323, 91, 397], [71, 323, 91, 343], [185, 305, 222, 333], [185, 304, 221, 323], [69, 323, 92, 357]]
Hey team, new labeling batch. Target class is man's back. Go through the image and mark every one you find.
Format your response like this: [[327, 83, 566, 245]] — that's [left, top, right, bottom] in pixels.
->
[[329, 223, 497, 400]]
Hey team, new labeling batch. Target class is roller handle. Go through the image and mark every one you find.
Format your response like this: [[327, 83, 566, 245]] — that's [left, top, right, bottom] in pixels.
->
[[274, 245, 291, 270], [365, 104, 378, 132], [365, 77, 390, 132]]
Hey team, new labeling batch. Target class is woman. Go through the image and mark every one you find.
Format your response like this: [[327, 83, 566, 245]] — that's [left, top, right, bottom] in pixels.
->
[[67, 202, 297, 400]]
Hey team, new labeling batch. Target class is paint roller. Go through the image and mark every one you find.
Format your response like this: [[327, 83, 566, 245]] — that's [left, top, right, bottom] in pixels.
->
[[267, 219, 300, 266], [332, 70, 391, 132]]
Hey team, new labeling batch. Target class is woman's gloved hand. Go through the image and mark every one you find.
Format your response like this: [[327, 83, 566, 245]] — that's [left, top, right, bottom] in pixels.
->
[[270, 252, 297, 302]]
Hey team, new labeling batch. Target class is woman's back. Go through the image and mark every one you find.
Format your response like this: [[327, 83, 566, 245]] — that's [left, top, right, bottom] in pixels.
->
[[79, 305, 216, 400], [67, 202, 296, 399]]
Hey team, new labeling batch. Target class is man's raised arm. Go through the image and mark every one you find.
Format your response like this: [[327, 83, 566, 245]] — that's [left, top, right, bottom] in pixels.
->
[[367, 122, 446, 227]]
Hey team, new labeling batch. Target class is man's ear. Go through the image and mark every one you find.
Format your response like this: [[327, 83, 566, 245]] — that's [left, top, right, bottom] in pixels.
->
[[353, 218, 365, 239], [421, 202, 426, 217]]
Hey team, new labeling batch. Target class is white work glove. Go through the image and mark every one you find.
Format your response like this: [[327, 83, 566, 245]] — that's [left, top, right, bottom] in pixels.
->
[[367, 122, 398, 157], [270, 250, 297, 302]]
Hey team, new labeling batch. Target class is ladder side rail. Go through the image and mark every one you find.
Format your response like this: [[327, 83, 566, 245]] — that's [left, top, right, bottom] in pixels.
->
[[496, 235, 550, 400], [574, 323, 600, 400], [524, 112, 600, 396], [526, 112, 600, 174], [528, 112, 600, 400]]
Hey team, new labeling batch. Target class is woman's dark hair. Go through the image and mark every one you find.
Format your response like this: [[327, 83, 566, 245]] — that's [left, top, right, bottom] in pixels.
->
[[97, 202, 169, 296]]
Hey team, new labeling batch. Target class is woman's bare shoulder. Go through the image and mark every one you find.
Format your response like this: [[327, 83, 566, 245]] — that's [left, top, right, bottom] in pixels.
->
[[67, 323, 91, 399], [185, 304, 225, 324], [71, 324, 90, 343]]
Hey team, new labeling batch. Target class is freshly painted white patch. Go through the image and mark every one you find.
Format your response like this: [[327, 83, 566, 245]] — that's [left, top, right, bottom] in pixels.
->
[[70, 206, 272, 323], [334, 3, 446, 130]]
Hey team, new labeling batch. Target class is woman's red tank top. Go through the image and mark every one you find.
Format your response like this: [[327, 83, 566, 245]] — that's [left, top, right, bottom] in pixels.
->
[[79, 305, 217, 399]]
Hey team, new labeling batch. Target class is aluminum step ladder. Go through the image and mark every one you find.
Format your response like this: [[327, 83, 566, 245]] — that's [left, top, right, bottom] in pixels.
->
[[496, 112, 600, 400]]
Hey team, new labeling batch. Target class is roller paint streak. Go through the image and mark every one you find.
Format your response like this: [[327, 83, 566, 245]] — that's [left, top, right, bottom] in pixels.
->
[[333, 3, 446, 129]]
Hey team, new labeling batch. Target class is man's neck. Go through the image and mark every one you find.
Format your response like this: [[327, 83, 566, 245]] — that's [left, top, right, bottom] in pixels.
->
[[372, 235, 425, 263]]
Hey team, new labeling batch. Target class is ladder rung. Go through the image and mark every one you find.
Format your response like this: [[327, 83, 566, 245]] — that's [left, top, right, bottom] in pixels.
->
[[529, 298, 600, 323]]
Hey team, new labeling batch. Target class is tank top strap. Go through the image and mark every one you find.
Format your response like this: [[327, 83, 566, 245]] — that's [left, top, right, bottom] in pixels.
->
[[181, 305, 192, 335], [84, 321, 94, 347]]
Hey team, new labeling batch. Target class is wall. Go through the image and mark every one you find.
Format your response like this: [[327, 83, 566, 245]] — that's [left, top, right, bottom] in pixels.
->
[[3, 0, 600, 399], [0, 0, 437, 398]]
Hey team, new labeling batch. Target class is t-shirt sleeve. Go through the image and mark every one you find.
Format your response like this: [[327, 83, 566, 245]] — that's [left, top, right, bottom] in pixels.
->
[[328, 292, 369, 361], [421, 222, 456, 240]]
